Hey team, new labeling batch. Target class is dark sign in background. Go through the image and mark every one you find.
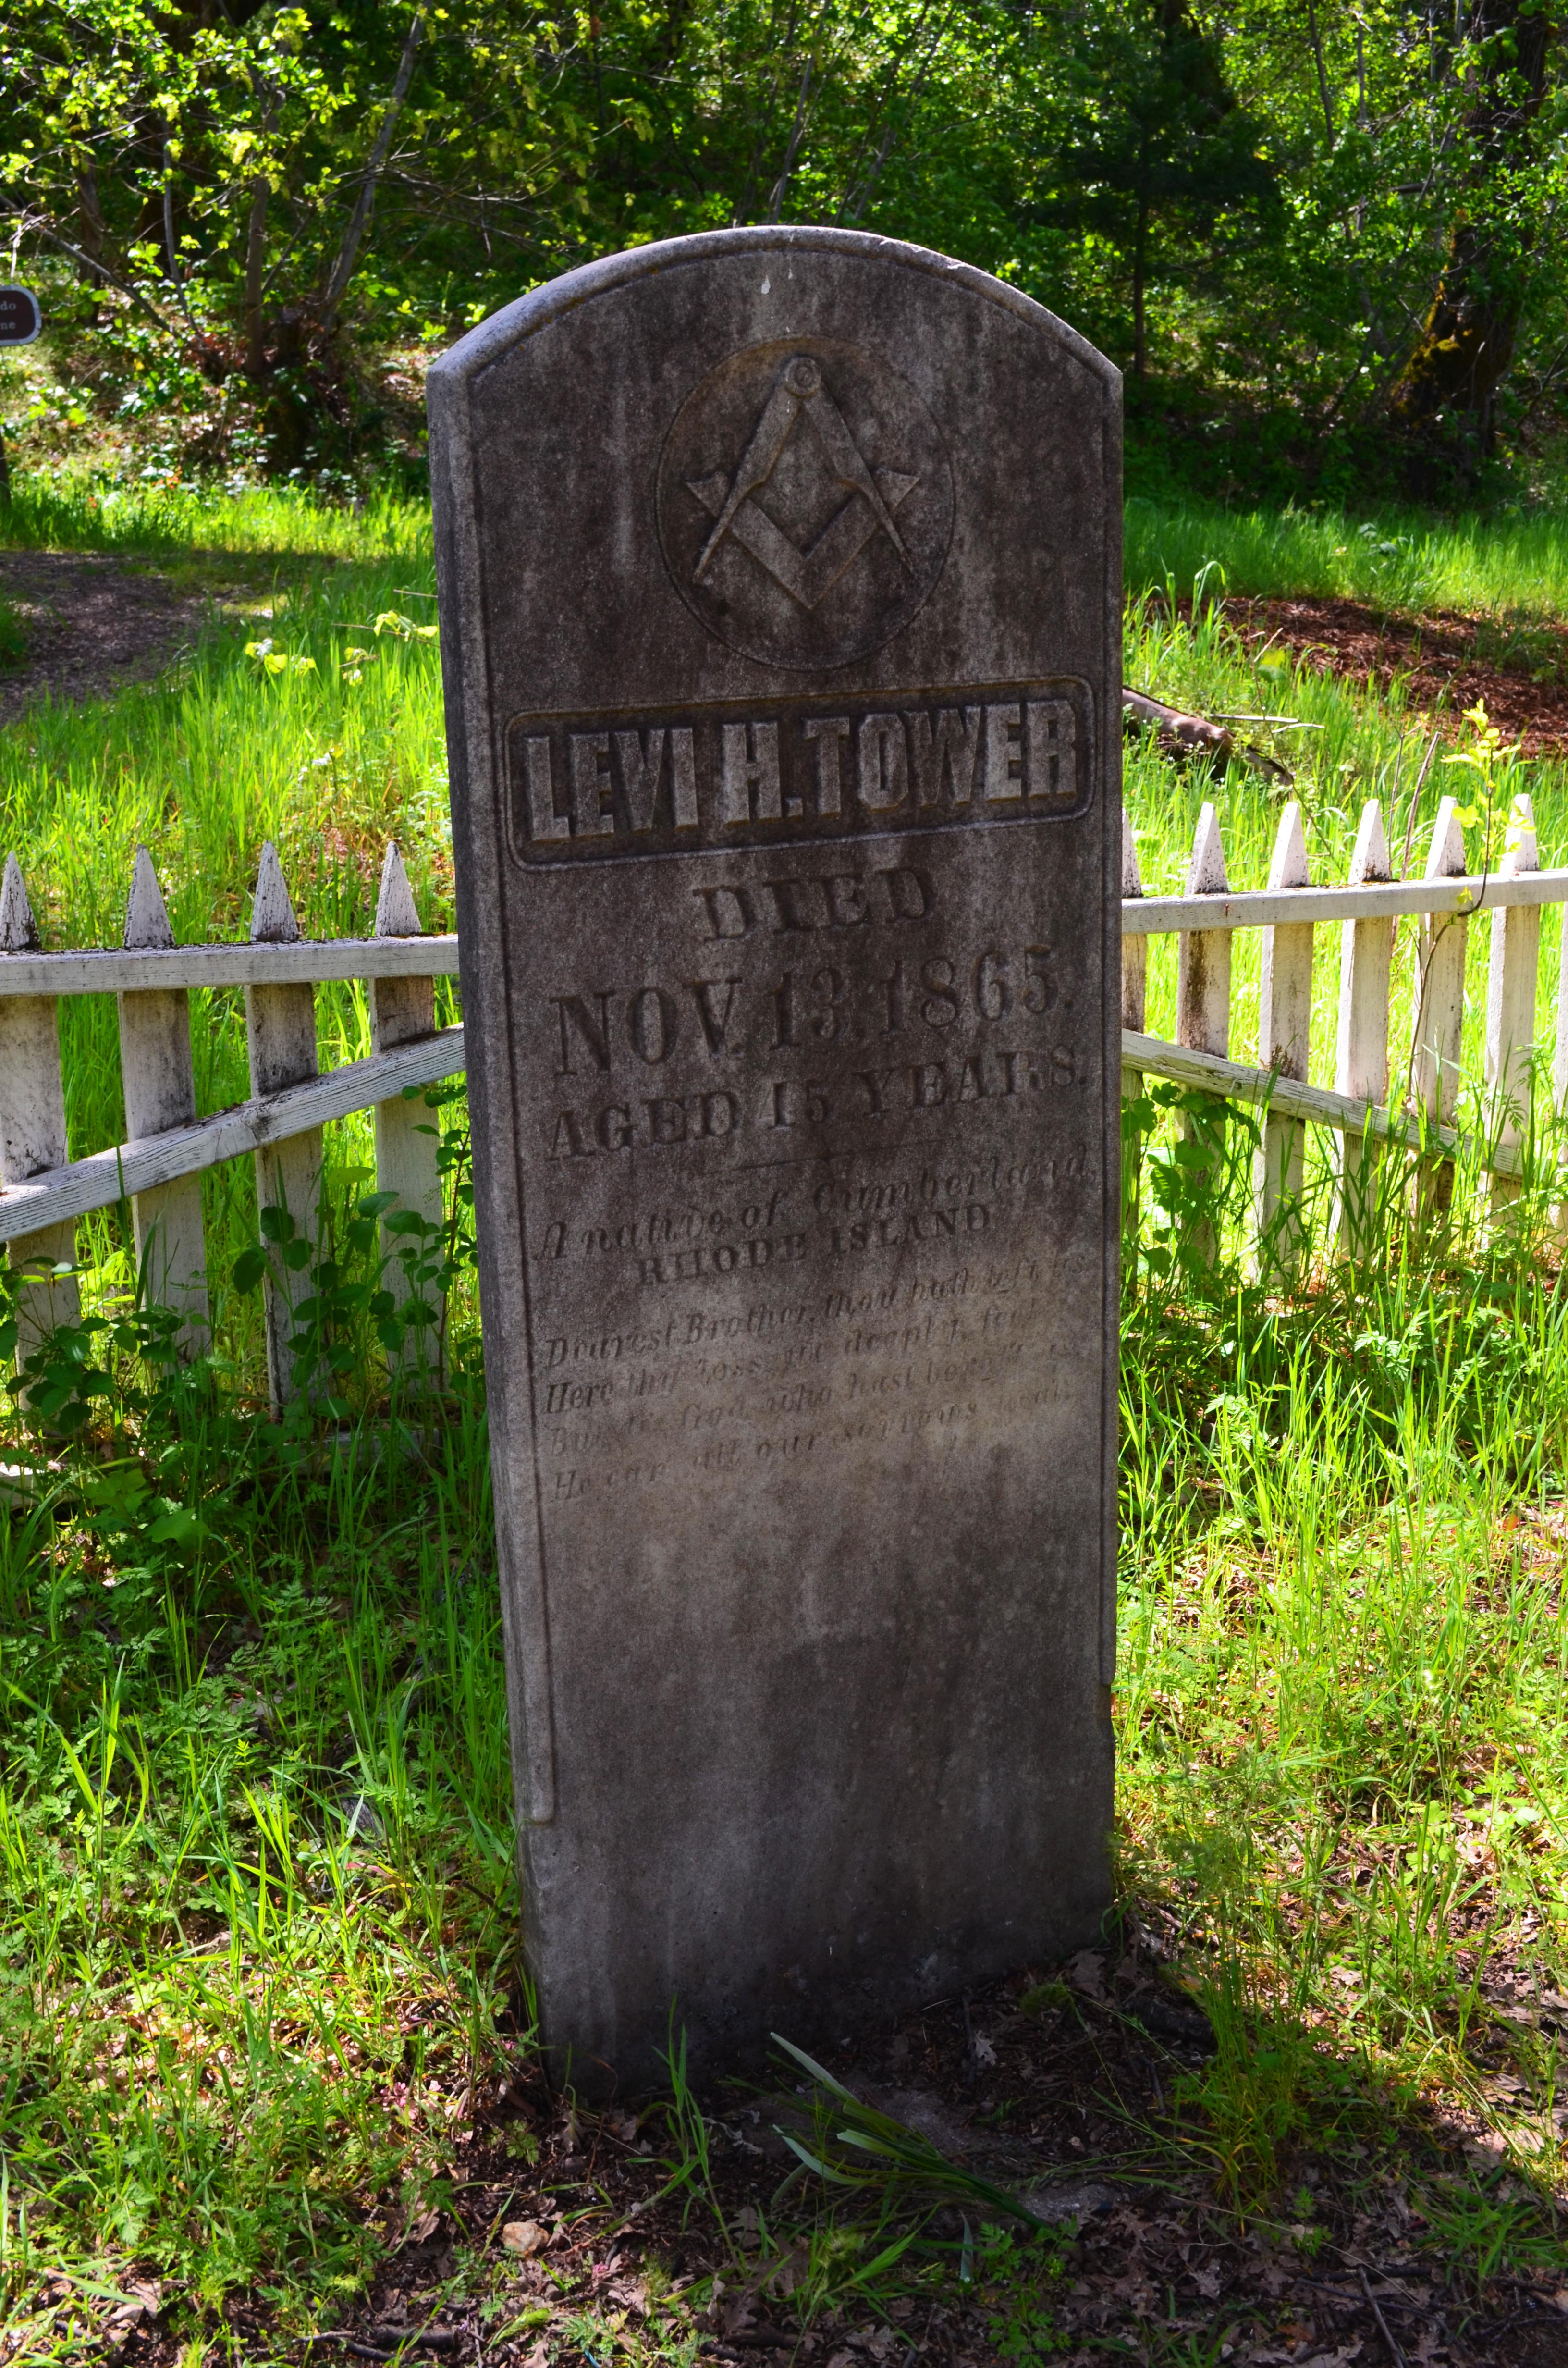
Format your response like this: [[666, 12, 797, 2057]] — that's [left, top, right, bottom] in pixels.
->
[[0, 288, 42, 346]]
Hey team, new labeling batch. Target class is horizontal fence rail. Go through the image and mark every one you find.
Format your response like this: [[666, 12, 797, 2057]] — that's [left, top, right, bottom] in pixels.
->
[[1121, 1029, 1521, 1179], [1121, 868, 1568, 937], [1, 789, 1564, 1404], [0, 1027, 466, 1243], [0, 936, 462, 997], [1122, 787, 1565, 1279], [0, 839, 458, 1409]]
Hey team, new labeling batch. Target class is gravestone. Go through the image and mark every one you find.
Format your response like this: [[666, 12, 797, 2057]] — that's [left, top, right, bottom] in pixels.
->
[[429, 226, 1120, 2090], [0, 287, 41, 346]]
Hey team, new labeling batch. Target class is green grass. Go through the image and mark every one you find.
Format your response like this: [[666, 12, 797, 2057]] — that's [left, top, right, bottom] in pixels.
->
[[0, 479, 455, 1364], [1127, 493, 1568, 619], [0, 1383, 514, 2316], [1125, 583, 1568, 1137], [0, 478, 431, 563], [1, 475, 1568, 2351]]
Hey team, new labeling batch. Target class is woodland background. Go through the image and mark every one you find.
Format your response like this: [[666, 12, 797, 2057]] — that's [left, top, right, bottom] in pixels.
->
[[2, 0, 1568, 503]]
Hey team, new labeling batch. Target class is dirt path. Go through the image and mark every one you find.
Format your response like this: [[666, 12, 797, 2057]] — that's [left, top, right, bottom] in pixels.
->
[[0, 549, 213, 724]]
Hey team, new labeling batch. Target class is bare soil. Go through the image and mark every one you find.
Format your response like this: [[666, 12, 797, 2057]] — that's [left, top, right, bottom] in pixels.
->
[[0, 550, 211, 723], [1224, 595, 1568, 758]]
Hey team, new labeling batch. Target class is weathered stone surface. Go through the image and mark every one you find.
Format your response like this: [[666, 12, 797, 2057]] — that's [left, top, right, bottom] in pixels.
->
[[428, 225, 1120, 2091]]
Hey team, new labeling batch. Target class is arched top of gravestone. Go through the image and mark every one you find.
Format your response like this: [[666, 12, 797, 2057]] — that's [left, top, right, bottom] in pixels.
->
[[428, 224, 1118, 395], [430, 222, 1119, 750]]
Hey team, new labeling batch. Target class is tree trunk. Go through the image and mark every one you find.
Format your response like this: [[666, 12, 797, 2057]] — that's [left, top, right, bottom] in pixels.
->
[[75, 161, 107, 268], [318, 1, 429, 334], [1391, 218, 1525, 446], [244, 175, 270, 379], [1389, 0, 1556, 453], [1304, 0, 1335, 142], [1132, 185, 1150, 380]]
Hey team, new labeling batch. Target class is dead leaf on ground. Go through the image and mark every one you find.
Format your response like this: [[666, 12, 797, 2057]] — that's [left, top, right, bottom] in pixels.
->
[[1067, 1949, 1108, 2001]]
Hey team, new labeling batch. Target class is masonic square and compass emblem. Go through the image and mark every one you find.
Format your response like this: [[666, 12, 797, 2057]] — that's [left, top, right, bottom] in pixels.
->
[[657, 338, 954, 670]]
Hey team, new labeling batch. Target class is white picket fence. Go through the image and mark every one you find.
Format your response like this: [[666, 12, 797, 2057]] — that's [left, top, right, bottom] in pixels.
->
[[0, 839, 462, 1407], [0, 791, 1564, 1412], [1123, 788, 1568, 1269]]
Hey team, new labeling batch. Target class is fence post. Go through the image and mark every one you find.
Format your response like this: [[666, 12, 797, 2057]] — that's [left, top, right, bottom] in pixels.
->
[[1333, 799, 1393, 1263], [117, 846, 209, 1353], [1553, 893, 1568, 1236], [370, 843, 445, 1385], [1485, 791, 1541, 1217], [1176, 802, 1231, 1270], [245, 842, 322, 1412], [1120, 806, 1146, 1273], [0, 855, 80, 1373], [1410, 797, 1470, 1226], [1253, 800, 1313, 1284]]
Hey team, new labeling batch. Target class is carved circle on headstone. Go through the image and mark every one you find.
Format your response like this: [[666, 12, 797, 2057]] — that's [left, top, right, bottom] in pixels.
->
[[656, 336, 954, 670]]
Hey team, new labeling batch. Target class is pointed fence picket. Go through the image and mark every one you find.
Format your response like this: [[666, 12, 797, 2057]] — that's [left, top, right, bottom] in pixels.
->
[[119, 846, 208, 1355], [1175, 803, 1230, 1270], [1411, 797, 1470, 1223], [246, 842, 327, 1408], [1121, 786, 1568, 1276], [1485, 796, 1541, 1215], [0, 840, 462, 1412], [1120, 808, 1147, 1262], [1253, 801, 1313, 1283], [1333, 800, 1395, 1261], [0, 856, 79, 1375], [369, 844, 447, 1385]]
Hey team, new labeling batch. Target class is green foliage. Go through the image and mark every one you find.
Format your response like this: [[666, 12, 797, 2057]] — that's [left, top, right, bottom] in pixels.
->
[[4, 0, 1568, 480], [0, 1249, 513, 2317], [1024, 0, 1281, 378], [770, 2035, 1052, 2233], [651, 2017, 727, 2232], [973, 2222, 1071, 2362], [232, 1096, 474, 1420]]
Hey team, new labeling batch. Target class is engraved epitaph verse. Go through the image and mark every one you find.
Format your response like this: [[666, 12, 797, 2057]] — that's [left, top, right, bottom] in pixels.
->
[[429, 228, 1120, 2088], [527, 851, 1095, 1508]]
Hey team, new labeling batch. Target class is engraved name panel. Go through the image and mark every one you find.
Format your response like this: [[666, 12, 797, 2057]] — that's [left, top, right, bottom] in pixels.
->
[[504, 679, 1091, 864]]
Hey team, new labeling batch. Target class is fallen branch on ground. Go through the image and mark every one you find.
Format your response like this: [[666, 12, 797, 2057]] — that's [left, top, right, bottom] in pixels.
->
[[1122, 689, 1291, 783], [1123, 687, 1235, 760]]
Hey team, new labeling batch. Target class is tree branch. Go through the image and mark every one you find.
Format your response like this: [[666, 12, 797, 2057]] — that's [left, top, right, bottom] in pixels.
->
[[161, 129, 196, 330], [318, 0, 429, 331], [27, 219, 182, 340], [244, 175, 270, 376], [764, 56, 813, 222]]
